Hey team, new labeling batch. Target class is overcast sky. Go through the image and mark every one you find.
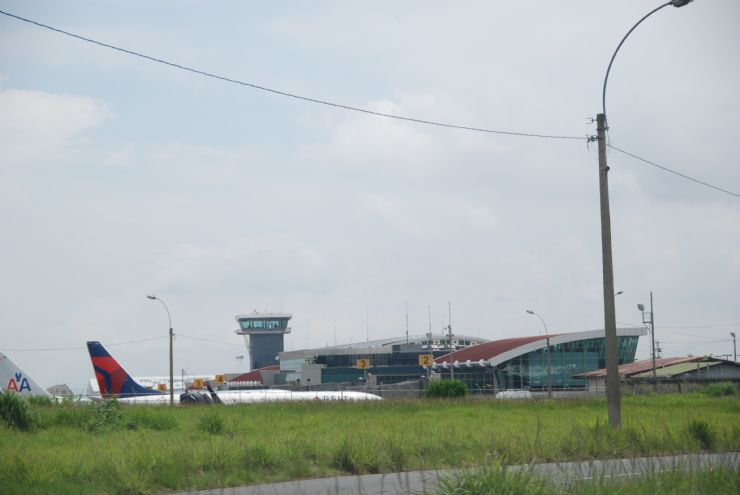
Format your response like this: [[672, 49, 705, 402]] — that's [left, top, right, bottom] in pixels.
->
[[1, 1, 738, 392]]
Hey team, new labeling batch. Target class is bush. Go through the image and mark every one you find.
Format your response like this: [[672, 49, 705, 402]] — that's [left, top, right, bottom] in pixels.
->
[[197, 412, 225, 435], [0, 393, 37, 431], [426, 379, 468, 398], [703, 382, 737, 397], [86, 399, 122, 432], [687, 418, 715, 449]]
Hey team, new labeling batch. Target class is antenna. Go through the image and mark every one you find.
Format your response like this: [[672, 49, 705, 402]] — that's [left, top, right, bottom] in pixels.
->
[[448, 301, 455, 380], [405, 300, 409, 345], [366, 310, 369, 342], [427, 306, 432, 341], [448, 301, 453, 350]]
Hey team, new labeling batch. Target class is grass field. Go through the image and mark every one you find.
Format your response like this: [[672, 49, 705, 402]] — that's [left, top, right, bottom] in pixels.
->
[[1, 393, 738, 494]]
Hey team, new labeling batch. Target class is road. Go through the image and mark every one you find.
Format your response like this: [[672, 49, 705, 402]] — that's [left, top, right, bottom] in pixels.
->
[[177, 452, 738, 495]]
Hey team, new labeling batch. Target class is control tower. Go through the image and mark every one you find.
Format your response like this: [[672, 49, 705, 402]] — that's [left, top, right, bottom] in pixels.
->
[[235, 312, 292, 370]]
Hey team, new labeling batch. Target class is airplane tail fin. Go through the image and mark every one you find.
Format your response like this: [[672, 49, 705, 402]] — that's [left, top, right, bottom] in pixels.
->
[[86, 341, 162, 398], [0, 352, 52, 397]]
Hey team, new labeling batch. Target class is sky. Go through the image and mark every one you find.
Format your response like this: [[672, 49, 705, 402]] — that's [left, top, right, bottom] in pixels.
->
[[1, 1, 739, 392]]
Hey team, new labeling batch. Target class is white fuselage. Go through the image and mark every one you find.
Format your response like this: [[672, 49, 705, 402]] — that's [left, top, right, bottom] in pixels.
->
[[212, 389, 382, 404]]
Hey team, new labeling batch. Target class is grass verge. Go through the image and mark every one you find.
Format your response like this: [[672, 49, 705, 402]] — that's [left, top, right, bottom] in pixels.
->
[[0, 393, 738, 494]]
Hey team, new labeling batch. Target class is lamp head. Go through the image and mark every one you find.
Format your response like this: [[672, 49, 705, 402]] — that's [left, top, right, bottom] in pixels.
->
[[146, 295, 157, 300], [732, 332, 736, 338], [615, 291, 624, 296], [671, 0, 692, 7], [637, 303, 645, 312], [526, 310, 534, 315]]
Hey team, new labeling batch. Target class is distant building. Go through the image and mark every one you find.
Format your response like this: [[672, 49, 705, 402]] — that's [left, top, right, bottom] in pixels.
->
[[574, 355, 740, 393], [277, 334, 488, 386], [227, 320, 648, 394]]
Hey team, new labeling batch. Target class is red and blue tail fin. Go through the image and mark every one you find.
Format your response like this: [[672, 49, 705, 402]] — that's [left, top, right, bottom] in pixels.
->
[[86, 341, 162, 398]]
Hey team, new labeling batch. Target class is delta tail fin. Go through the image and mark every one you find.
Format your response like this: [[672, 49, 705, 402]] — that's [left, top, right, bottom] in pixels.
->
[[86, 341, 163, 398], [0, 352, 52, 397]]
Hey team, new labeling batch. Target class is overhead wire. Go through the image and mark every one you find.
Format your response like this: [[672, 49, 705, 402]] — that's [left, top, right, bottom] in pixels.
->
[[1, 8, 738, 199], [0, 335, 167, 352], [0, 9, 582, 142], [608, 144, 740, 199]]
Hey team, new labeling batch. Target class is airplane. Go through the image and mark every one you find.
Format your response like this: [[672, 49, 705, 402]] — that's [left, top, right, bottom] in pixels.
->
[[87, 341, 382, 405], [87, 341, 175, 404], [0, 351, 53, 398], [182, 383, 383, 405]]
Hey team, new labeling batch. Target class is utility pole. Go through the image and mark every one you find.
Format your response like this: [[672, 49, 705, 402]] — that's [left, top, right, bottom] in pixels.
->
[[639, 294, 657, 392], [596, 113, 621, 427], [650, 292, 657, 390]]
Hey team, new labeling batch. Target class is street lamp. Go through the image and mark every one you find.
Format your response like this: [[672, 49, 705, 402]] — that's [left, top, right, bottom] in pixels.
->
[[526, 310, 552, 399], [595, 0, 692, 428], [637, 292, 657, 391], [147, 295, 174, 406], [731, 332, 737, 363]]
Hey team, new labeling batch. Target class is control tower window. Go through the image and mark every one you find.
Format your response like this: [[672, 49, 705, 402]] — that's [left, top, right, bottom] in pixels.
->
[[239, 319, 289, 330]]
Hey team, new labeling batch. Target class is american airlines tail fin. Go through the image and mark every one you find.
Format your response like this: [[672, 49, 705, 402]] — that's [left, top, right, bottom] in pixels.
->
[[86, 341, 163, 398], [0, 352, 52, 397]]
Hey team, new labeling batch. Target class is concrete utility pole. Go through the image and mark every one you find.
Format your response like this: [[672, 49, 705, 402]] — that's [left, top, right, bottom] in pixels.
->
[[639, 293, 657, 392], [596, 0, 693, 428], [596, 113, 621, 426], [650, 292, 657, 388]]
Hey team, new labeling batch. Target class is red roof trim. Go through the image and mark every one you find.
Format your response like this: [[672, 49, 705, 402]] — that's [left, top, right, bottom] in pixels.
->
[[230, 364, 280, 383], [434, 335, 551, 363]]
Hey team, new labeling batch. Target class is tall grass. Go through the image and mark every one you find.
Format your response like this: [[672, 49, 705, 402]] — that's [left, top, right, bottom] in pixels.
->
[[0, 393, 737, 494], [436, 466, 740, 495]]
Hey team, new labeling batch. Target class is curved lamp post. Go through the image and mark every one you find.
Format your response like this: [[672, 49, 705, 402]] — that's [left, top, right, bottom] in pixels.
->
[[147, 295, 174, 406], [526, 310, 552, 399], [595, 0, 692, 428]]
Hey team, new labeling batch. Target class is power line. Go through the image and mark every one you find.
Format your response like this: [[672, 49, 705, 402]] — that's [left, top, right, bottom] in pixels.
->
[[177, 334, 246, 349], [659, 323, 740, 329], [608, 144, 740, 199], [0, 336, 167, 352], [3, 9, 737, 199], [0, 9, 583, 142]]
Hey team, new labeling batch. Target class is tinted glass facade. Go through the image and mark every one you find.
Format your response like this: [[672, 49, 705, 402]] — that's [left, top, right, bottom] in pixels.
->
[[447, 336, 639, 392]]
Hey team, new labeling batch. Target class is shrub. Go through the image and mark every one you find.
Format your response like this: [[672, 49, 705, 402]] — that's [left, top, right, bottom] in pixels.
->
[[687, 418, 715, 449], [703, 382, 737, 397], [0, 393, 37, 431], [436, 463, 552, 495], [86, 399, 122, 432], [197, 412, 225, 435], [426, 379, 468, 398]]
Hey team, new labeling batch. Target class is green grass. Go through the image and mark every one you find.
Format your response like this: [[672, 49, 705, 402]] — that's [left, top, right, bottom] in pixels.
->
[[0, 393, 738, 494]]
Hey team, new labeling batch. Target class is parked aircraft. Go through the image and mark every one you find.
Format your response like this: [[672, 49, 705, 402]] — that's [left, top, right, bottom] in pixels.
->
[[87, 341, 382, 405], [182, 383, 382, 405], [87, 341, 175, 404], [0, 351, 53, 398]]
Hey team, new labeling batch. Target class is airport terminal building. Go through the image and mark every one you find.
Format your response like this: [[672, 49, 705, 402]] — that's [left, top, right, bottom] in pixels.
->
[[243, 325, 646, 392]]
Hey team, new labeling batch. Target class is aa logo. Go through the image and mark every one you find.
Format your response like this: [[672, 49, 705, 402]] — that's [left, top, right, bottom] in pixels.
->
[[7, 372, 31, 393]]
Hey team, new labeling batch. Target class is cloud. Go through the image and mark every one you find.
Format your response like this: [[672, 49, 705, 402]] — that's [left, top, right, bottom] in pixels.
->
[[0, 88, 110, 162]]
